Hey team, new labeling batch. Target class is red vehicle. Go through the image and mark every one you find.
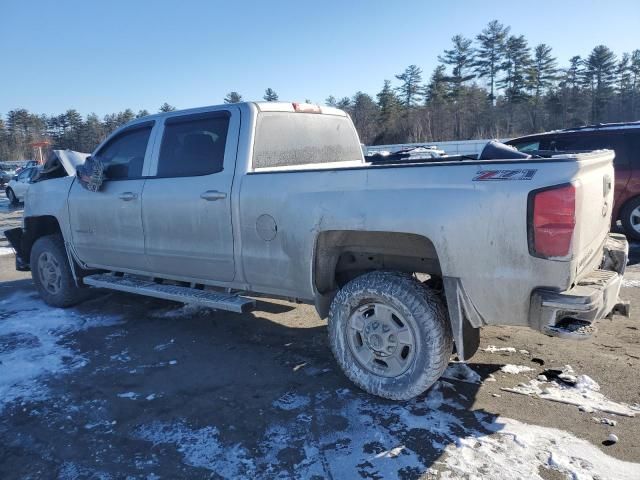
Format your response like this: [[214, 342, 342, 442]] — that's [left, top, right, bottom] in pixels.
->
[[507, 122, 640, 240]]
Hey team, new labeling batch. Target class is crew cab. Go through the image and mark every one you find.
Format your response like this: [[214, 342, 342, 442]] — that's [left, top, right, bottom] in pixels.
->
[[5, 102, 630, 400]]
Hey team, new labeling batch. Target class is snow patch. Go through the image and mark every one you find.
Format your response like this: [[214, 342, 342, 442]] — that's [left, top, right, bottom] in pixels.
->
[[440, 417, 638, 480], [272, 392, 310, 410], [136, 422, 255, 477], [132, 377, 640, 479], [0, 246, 14, 256], [483, 345, 517, 354], [502, 366, 635, 417], [117, 392, 138, 400], [501, 364, 535, 374], [0, 292, 123, 412]]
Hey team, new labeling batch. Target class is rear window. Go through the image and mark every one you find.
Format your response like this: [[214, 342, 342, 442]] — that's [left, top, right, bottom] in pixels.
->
[[252, 113, 363, 169]]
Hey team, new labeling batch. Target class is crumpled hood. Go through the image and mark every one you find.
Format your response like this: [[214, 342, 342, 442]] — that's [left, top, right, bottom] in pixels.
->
[[53, 149, 90, 176]]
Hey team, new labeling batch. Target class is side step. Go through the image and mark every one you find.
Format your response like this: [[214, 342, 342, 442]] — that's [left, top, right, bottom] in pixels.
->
[[83, 274, 255, 313]]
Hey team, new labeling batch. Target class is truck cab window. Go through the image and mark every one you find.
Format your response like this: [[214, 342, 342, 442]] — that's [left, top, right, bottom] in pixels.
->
[[95, 126, 152, 179], [157, 113, 230, 177], [509, 140, 540, 153]]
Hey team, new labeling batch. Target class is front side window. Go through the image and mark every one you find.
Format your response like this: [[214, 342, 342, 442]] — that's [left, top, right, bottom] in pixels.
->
[[157, 113, 230, 177], [17, 168, 32, 182], [96, 126, 152, 179]]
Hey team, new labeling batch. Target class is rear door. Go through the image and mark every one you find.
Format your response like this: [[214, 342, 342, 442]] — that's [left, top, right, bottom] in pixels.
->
[[68, 121, 156, 271], [141, 107, 239, 281]]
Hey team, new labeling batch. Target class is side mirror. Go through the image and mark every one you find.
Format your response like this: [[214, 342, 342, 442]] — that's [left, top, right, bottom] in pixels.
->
[[76, 155, 105, 192], [12, 175, 18, 181]]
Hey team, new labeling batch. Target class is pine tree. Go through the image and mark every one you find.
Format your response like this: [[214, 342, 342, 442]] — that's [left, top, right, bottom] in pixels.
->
[[474, 20, 510, 102], [336, 97, 352, 111], [426, 65, 449, 104], [263, 88, 279, 102], [395, 65, 424, 107], [224, 92, 243, 104], [438, 35, 476, 98], [325, 95, 338, 107], [528, 44, 559, 130], [136, 109, 150, 118], [375, 80, 402, 143], [350, 92, 379, 144], [616, 53, 633, 119], [499, 35, 531, 102], [159, 103, 176, 112], [630, 50, 640, 119], [584, 45, 618, 122]]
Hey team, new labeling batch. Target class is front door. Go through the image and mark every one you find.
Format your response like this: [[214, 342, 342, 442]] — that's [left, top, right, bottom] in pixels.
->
[[141, 108, 239, 282], [68, 122, 155, 271]]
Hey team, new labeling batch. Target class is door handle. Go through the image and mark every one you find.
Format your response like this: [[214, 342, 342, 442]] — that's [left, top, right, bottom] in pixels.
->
[[200, 190, 227, 201], [119, 192, 137, 201]]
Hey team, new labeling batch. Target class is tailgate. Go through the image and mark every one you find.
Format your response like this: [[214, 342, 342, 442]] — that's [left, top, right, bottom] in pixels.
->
[[571, 150, 616, 281]]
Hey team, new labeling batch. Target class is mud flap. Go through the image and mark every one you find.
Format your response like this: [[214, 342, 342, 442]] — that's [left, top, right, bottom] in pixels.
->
[[443, 277, 481, 361], [4, 227, 29, 271]]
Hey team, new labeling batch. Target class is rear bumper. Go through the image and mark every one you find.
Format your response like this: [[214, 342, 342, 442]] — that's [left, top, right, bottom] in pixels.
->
[[530, 233, 629, 338]]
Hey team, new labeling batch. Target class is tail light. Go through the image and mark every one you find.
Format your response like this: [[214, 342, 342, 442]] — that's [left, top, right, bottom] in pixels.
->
[[528, 184, 576, 258], [292, 102, 321, 113]]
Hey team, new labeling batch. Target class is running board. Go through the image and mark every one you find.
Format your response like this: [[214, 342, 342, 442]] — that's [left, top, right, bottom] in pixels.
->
[[83, 274, 255, 313]]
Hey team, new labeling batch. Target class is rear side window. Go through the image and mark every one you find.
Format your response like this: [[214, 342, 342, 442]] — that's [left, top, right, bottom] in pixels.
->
[[157, 112, 230, 177], [96, 126, 152, 179], [550, 133, 629, 166], [253, 113, 363, 169]]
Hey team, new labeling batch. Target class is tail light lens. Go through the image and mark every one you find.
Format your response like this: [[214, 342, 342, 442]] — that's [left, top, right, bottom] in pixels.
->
[[529, 184, 576, 258]]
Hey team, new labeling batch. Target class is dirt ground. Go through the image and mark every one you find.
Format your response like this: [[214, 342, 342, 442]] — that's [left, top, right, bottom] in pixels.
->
[[0, 198, 639, 479]]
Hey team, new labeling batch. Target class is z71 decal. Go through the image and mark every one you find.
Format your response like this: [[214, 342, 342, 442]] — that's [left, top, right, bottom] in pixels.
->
[[473, 169, 537, 181]]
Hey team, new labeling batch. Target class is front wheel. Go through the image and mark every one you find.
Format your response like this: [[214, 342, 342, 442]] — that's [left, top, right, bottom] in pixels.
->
[[30, 234, 89, 308], [328, 271, 453, 400], [620, 197, 640, 241], [6, 188, 17, 205]]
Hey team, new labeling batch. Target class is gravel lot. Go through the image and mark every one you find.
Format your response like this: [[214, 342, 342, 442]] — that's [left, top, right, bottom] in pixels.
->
[[1, 199, 639, 479]]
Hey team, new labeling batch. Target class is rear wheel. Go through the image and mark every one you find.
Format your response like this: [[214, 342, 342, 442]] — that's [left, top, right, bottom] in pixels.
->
[[6, 188, 17, 205], [620, 197, 640, 241], [328, 271, 452, 400], [30, 234, 89, 308]]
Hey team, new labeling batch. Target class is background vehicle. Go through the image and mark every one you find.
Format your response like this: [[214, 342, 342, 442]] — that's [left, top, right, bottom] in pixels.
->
[[5, 166, 40, 204], [14, 160, 38, 175], [5, 102, 629, 400], [0, 165, 16, 186], [507, 122, 640, 239]]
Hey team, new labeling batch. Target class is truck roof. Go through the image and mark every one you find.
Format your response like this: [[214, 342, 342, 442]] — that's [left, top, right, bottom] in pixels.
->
[[511, 121, 640, 142], [124, 102, 347, 127]]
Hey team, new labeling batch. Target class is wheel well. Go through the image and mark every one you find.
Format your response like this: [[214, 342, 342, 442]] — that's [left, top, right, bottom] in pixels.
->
[[22, 215, 63, 261], [314, 230, 441, 294]]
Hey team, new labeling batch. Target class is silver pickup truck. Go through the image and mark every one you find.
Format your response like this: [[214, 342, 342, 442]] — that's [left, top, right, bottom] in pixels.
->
[[5, 102, 630, 400]]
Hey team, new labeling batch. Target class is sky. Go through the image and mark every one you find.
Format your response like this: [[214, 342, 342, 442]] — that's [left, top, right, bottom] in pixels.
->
[[1, 0, 639, 117]]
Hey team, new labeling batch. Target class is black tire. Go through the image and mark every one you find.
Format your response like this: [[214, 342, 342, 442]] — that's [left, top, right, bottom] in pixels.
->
[[328, 271, 453, 400], [620, 197, 640, 241], [30, 234, 89, 308], [6, 188, 17, 205]]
